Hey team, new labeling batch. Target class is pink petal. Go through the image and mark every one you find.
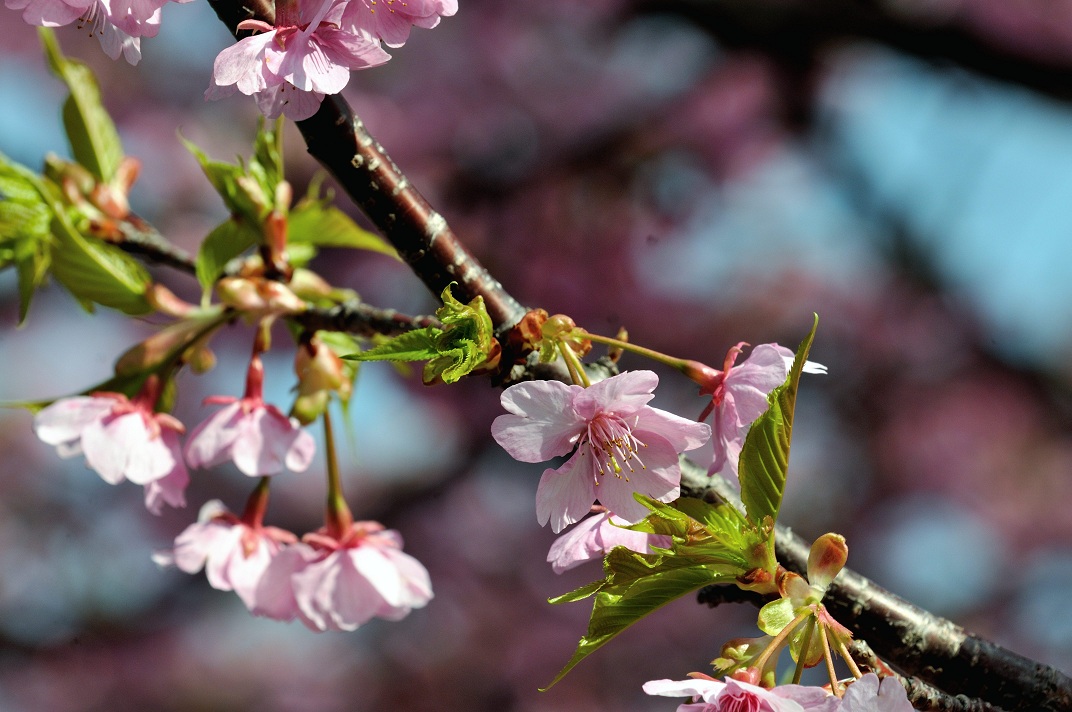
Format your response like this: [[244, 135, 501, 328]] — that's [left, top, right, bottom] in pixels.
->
[[349, 544, 408, 608], [230, 406, 308, 476], [316, 25, 391, 72], [184, 403, 244, 470], [634, 406, 711, 452], [251, 545, 312, 621], [294, 551, 346, 631], [143, 454, 189, 514], [254, 83, 324, 121], [212, 32, 276, 92], [492, 380, 584, 462], [279, 36, 352, 94], [572, 370, 658, 419], [33, 396, 114, 450], [547, 512, 608, 574], [81, 412, 145, 484], [283, 427, 316, 472], [536, 458, 598, 533]]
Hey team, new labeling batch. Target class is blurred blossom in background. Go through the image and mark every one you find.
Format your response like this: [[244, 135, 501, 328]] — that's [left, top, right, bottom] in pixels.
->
[[2, 0, 1072, 709]]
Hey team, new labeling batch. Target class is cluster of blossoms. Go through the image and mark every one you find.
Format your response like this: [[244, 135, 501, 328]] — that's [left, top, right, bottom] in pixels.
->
[[32, 354, 431, 631], [34, 356, 314, 512], [207, 0, 458, 119], [492, 343, 825, 571], [206, 0, 458, 120], [5, 0, 189, 64], [643, 672, 913, 712], [153, 498, 432, 631], [6, 0, 457, 119]]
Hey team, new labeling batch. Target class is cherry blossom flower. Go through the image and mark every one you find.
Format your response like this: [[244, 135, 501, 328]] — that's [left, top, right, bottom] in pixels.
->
[[643, 675, 839, 712], [205, 0, 390, 121], [34, 382, 189, 512], [492, 370, 711, 532], [153, 499, 297, 608], [839, 674, 913, 712], [342, 0, 457, 47], [253, 520, 433, 631], [547, 509, 672, 574], [689, 343, 826, 480], [6, 0, 184, 64], [184, 355, 315, 477]]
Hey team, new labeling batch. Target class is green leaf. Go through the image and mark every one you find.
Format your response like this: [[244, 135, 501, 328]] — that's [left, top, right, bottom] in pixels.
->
[[0, 152, 55, 323], [344, 329, 441, 363], [181, 137, 266, 226], [49, 216, 152, 315], [251, 117, 284, 189], [195, 219, 259, 290], [288, 201, 398, 260], [39, 28, 123, 182], [544, 552, 743, 690], [342, 285, 497, 384], [543, 495, 764, 689], [0, 149, 149, 316], [738, 315, 819, 527]]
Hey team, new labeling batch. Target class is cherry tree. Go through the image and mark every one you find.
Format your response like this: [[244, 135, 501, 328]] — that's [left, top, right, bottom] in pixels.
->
[[1, 1, 1070, 710]]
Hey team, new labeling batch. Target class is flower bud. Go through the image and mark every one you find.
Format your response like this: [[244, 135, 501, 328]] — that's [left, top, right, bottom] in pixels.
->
[[807, 533, 848, 594], [218, 276, 306, 316]]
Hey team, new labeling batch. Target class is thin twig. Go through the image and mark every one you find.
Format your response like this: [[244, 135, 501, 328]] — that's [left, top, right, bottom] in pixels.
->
[[294, 301, 440, 337]]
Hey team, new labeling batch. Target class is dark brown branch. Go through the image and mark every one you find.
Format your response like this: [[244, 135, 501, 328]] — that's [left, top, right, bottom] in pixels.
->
[[633, 0, 1072, 105], [850, 641, 1007, 712], [695, 588, 1004, 712], [293, 300, 439, 337], [206, 0, 528, 334], [114, 215, 196, 273], [682, 464, 1072, 712]]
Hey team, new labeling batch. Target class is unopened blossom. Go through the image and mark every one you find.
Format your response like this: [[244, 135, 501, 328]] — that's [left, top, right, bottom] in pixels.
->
[[643, 675, 839, 712], [34, 384, 188, 512], [687, 343, 826, 480], [253, 520, 432, 631], [153, 499, 296, 609], [492, 370, 710, 532], [206, 0, 390, 120], [547, 509, 671, 574], [342, 0, 457, 47], [839, 674, 913, 712], [185, 355, 315, 477]]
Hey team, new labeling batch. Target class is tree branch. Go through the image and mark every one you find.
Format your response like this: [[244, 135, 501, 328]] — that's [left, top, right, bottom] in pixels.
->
[[293, 300, 439, 337], [632, 0, 1072, 105], [681, 463, 1072, 712]]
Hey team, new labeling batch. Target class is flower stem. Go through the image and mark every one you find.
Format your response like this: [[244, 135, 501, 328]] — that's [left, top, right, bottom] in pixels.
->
[[792, 617, 816, 685], [558, 338, 591, 387], [580, 331, 687, 371], [835, 637, 865, 679], [241, 476, 272, 527], [818, 621, 842, 696], [322, 409, 353, 537], [751, 610, 811, 676]]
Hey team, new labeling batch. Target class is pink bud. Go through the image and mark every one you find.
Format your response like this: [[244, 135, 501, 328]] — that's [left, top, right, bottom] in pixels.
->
[[807, 533, 848, 593]]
